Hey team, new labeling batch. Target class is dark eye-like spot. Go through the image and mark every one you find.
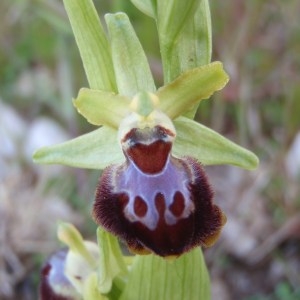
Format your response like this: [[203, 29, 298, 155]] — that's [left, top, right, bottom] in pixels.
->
[[93, 156, 226, 257], [155, 193, 166, 217], [169, 191, 185, 217], [134, 196, 148, 218], [118, 193, 129, 208]]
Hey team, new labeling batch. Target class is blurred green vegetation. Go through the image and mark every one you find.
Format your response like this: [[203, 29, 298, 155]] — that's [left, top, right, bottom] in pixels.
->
[[1, 0, 299, 299], [246, 282, 300, 300]]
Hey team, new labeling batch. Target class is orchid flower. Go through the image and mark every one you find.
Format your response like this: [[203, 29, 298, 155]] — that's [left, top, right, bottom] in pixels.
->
[[34, 0, 258, 299]]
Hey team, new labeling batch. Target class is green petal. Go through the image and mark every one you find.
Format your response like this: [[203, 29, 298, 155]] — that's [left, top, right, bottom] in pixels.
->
[[173, 116, 259, 170], [33, 127, 124, 169], [97, 228, 128, 294], [63, 0, 116, 91], [120, 248, 210, 300], [105, 13, 156, 97], [73, 88, 131, 128], [130, 0, 155, 18], [157, 62, 229, 120]]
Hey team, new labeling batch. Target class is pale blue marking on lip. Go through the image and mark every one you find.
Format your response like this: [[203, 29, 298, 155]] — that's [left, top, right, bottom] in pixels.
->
[[113, 154, 195, 230]]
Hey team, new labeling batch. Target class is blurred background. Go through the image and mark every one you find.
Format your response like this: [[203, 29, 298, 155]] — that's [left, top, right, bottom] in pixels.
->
[[0, 0, 299, 299]]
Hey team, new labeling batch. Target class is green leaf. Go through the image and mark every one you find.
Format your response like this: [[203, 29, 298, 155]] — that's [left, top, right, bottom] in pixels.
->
[[173, 116, 259, 170], [73, 88, 130, 128], [168, 0, 211, 77], [156, 0, 199, 49], [97, 228, 128, 294], [157, 62, 229, 120], [63, 0, 116, 91], [105, 13, 156, 97], [120, 248, 211, 300], [130, 0, 155, 18], [33, 127, 124, 169], [170, 0, 212, 119], [163, 0, 212, 82], [194, 0, 212, 66]]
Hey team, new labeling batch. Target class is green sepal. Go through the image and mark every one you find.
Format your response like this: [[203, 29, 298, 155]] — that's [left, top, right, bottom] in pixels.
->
[[120, 248, 211, 300], [173, 116, 259, 170], [105, 13, 156, 97], [33, 127, 123, 169], [32, 101, 258, 171], [157, 62, 229, 120], [62, 0, 116, 91], [97, 228, 128, 294], [73, 88, 130, 128]]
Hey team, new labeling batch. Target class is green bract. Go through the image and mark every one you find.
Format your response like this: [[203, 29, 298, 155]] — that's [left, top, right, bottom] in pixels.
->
[[34, 0, 259, 299], [120, 248, 210, 300]]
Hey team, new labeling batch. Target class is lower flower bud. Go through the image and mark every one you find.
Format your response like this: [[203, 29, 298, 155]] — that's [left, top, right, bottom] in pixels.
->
[[39, 249, 81, 300]]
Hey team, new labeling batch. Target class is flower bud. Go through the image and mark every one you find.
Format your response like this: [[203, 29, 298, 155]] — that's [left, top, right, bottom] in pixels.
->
[[39, 249, 80, 300]]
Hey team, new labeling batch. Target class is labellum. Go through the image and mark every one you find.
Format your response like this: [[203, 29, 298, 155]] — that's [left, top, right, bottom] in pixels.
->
[[39, 249, 81, 300], [93, 101, 226, 257]]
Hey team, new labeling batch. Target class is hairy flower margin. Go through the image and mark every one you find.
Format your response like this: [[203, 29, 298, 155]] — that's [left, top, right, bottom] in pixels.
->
[[34, 0, 259, 299]]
